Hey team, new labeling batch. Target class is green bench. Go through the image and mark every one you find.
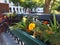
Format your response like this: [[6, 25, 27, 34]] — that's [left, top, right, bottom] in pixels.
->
[[9, 29, 46, 45]]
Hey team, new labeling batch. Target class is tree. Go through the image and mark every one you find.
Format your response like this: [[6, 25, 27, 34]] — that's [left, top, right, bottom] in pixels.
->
[[51, 0, 60, 13], [44, 0, 60, 14], [44, 0, 51, 14], [10, 0, 19, 5], [32, 0, 45, 7], [56, 6, 60, 12], [10, 0, 45, 8]]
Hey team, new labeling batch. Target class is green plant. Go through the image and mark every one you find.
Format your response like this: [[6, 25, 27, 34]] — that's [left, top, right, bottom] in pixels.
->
[[50, 12, 57, 31], [10, 14, 60, 45]]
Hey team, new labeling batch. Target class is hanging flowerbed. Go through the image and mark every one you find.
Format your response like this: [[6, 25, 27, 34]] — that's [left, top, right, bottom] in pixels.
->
[[10, 14, 60, 45]]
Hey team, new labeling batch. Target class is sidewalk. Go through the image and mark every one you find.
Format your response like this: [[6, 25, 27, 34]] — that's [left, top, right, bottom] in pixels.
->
[[0, 34, 6, 45], [0, 33, 19, 45]]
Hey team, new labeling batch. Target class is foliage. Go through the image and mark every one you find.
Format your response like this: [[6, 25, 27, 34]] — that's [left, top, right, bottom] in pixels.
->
[[10, 0, 44, 8], [12, 15, 34, 31], [51, 0, 60, 13], [10, 0, 60, 14], [56, 6, 60, 12], [49, 32, 60, 45], [11, 13, 60, 45], [6, 13, 16, 18], [50, 11, 57, 31], [44, 0, 60, 14], [10, 0, 19, 5]]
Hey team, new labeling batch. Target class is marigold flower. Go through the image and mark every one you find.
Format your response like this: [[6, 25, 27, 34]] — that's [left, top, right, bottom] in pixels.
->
[[28, 22, 35, 31]]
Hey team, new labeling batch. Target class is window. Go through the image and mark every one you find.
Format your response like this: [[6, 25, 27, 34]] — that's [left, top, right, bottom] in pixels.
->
[[9, 8, 11, 12]]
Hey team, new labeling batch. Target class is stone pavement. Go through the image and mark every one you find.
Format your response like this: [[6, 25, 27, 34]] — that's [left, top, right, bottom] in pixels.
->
[[0, 34, 6, 45], [0, 33, 19, 45]]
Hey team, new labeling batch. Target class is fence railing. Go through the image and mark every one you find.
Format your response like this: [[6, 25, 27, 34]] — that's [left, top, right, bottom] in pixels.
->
[[17, 14, 60, 22], [8, 29, 46, 45]]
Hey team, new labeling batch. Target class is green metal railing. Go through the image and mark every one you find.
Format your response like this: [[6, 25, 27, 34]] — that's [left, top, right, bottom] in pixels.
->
[[9, 29, 46, 45]]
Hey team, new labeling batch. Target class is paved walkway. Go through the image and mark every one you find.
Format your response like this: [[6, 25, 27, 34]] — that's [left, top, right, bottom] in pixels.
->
[[0, 34, 6, 45], [0, 33, 19, 45]]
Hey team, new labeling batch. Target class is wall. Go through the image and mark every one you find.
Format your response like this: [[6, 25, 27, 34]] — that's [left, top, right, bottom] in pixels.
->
[[0, 3, 9, 13]]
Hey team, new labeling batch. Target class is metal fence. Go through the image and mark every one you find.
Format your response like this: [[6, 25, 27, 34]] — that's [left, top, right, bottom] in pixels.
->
[[7, 29, 46, 45]]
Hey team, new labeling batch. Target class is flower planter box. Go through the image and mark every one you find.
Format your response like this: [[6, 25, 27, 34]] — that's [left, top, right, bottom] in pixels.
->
[[8, 14, 60, 45], [9, 29, 46, 45]]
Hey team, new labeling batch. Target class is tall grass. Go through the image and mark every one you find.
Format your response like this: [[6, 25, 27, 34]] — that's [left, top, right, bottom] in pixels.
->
[[50, 10, 57, 31]]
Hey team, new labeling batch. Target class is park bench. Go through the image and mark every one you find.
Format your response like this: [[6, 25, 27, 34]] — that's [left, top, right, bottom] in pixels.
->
[[8, 29, 46, 45]]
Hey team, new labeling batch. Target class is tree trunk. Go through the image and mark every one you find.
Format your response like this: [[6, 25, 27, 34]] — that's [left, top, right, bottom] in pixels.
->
[[44, 0, 51, 14]]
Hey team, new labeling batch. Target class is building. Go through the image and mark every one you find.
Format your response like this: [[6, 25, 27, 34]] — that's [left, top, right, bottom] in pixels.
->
[[9, 3, 24, 14], [0, 0, 9, 13], [32, 7, 44, 13], [0, 3, 9, 13], [0, 0, 25, 14], [0, 0, 44, 14], [36, 7, 44, 13]]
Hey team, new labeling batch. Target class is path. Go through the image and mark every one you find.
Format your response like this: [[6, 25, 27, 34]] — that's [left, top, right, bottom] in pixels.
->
[[0, 32, 19, 45], [0, 34, 6, 45]]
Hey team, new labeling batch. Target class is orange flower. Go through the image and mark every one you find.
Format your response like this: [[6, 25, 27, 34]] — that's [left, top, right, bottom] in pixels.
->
[[28, 22, 35, 31], [43, 21, 48, 24]]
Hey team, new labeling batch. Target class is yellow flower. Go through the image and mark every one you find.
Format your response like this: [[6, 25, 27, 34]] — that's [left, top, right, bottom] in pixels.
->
[[28, 22, 35, 31], [23, 17, 27, 22]]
